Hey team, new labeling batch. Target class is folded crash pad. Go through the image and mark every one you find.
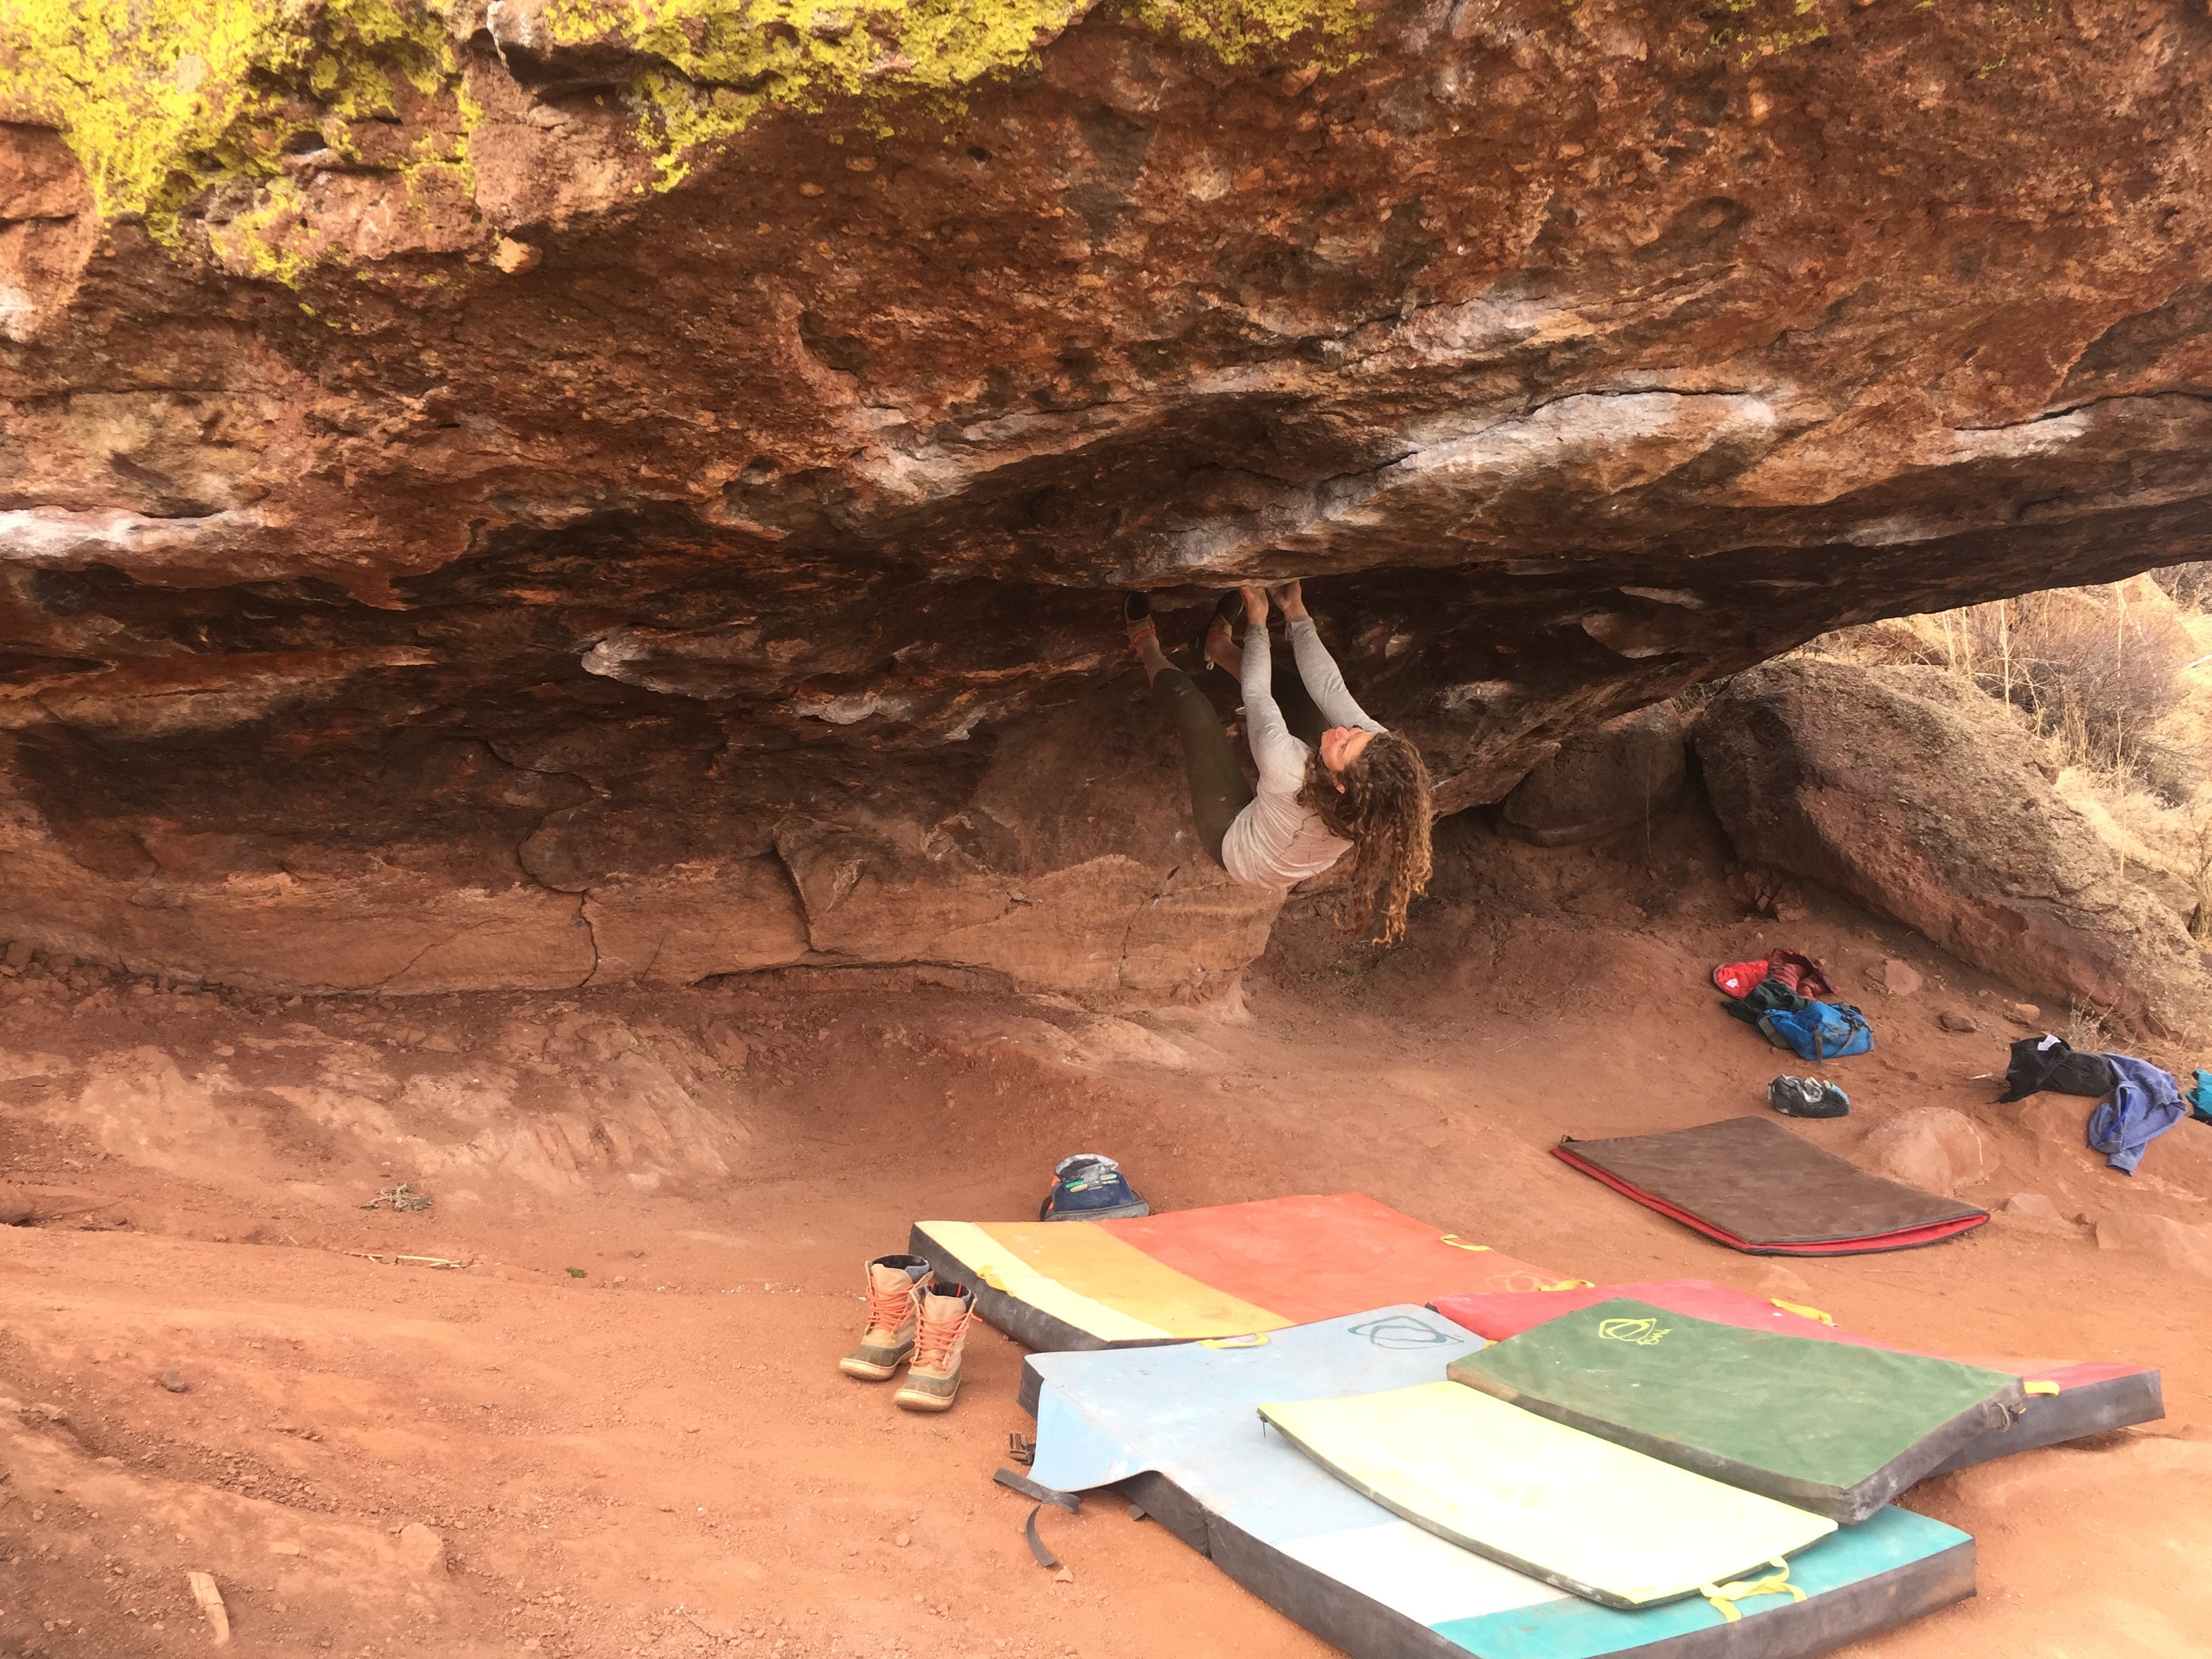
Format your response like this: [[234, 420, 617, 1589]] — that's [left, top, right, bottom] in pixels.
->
[[1431, 1278, 2165, 1472], [913, 1193, 1572, 1357], [1443, 1296, 2023, 1524], [1259, 1380, 1837, 1608], [1553, 1116, 1988, 1254], [1025, 1307, 1975, 1659]]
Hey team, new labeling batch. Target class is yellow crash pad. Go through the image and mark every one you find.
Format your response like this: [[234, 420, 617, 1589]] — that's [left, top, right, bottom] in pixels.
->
[[1258, 1381, 1836, 1609]]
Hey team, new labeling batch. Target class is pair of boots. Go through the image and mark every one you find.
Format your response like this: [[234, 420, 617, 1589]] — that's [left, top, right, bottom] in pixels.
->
[[838, 1255, 975, 1412]]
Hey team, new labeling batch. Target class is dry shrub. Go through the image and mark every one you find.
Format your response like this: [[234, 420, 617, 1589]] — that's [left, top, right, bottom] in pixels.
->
[[2187, 802, 2212, 943], [1797, 617, 1942, 668], [2153, 562, 2212, 611], [2064, 1000, 2111, 1051], [1935, 586, 2198, 795]]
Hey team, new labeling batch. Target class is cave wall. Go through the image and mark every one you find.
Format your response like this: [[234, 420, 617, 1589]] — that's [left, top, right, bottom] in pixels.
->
[[5, 0, 2212, 999]]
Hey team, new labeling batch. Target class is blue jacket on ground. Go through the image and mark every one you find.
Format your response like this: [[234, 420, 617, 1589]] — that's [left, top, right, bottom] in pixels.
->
[[2088, 1055, 2187, 1175]]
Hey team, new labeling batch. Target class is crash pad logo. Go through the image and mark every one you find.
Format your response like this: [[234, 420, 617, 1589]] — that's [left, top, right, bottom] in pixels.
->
[[1597, 1317, 1670, 1347], [1349, 1315, 1455, 1350]]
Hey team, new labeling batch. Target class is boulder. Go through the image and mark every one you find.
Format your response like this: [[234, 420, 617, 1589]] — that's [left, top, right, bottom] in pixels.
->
[[9, 7, 2212, 999], [1858, 1107, 1991, 1197], [1498, 705, 1686, 847], [1697, 660, 2212, 1041]]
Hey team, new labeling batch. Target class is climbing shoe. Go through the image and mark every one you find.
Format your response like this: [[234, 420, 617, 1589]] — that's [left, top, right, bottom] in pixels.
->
[[1038, 1153, 1150, 1221], [893, 1282, 975, 1412], [838, 1254, 934, 1380], [1767, 1076, 1850, 1119], [1195, 590, 1242, 665]]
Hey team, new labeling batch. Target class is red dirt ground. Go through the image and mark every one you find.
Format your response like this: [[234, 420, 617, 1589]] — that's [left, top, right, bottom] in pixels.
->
[[5, 804, 2211, 1658]]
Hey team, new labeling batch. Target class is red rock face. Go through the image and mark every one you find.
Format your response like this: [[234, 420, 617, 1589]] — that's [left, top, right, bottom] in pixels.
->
[[4, 2, 2212, 998]]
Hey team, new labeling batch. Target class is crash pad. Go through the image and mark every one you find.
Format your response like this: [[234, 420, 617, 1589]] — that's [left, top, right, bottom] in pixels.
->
[[1443, 1297, 2022, 1523], [1259, 1380, 1837, 1607], [1430, 1278, 2164, 1471], [913, 1194, 1573, 1355], [1025, 1308, 1975, 1659], [1553, 1116, 1988, 1254]]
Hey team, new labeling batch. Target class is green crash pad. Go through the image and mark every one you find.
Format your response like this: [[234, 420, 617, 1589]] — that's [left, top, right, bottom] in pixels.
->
[[1258, 1381, 1836, 1610], [1446, 1296, 2026, 1523]]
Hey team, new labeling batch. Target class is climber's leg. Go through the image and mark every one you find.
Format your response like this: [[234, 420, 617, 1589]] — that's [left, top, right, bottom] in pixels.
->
[[1126, 594, 1253, 866], [1150, 668, 1253, 866]]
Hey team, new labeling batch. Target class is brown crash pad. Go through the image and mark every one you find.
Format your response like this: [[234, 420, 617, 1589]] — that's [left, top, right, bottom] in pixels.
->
[[1553, 1116, 1989, 1255]]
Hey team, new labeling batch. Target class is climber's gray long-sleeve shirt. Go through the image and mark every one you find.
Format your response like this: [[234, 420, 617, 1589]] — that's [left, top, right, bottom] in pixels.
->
[[1221, 617, 1387, 891]]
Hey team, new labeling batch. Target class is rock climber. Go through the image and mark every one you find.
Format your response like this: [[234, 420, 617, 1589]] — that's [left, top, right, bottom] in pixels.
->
[[1122, 580, 1435, 945]]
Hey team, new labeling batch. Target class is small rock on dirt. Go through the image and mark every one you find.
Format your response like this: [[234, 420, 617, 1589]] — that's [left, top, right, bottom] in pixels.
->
[[1, 939, 32, 968], [188, 1570, 231, 1643], [1755, 1263, 1812, 1300], [1937, 1010, 1979, 1033], [1997, 1193, 2082, 1239], [2095, 1213, 2212, 1278], [701, 1019, 751, 1069], [397, 1521, 447, 1574], [157, 1370, 190, 1393], [0, 1192, 33, 1227], [1868, 958, 1924, 996], [2005, 1000, 2042, 1027]]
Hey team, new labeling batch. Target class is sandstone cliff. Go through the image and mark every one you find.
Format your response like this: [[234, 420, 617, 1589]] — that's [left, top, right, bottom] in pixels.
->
[[5, 1, 2212, 997]]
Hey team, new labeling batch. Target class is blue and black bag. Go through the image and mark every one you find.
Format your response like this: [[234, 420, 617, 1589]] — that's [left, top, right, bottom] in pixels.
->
[[1757, 1001, 1875, 1062]]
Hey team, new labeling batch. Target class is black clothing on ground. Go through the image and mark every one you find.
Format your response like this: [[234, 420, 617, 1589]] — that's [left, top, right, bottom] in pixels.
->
[[1998, 1036, 2118, 1103]]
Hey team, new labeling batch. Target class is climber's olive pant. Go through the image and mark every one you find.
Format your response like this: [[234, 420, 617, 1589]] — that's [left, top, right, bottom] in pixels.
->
[[1150, 662, 1329, 867]]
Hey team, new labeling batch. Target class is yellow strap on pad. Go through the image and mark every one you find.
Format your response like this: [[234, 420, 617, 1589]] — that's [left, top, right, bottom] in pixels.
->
[[1700, 1558, 1807, 1624]]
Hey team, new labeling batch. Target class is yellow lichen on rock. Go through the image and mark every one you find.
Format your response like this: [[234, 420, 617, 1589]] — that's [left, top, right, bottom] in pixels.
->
[[1127, 0, 1371, 65], [0, 0, 470, 251], [0, 0, 274, 220], [538, 0, 1372, 188], [1, 0, 1370, 258]]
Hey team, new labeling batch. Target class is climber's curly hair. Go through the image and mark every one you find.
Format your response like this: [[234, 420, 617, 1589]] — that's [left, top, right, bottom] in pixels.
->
[[1299, 731, 1435, 945]]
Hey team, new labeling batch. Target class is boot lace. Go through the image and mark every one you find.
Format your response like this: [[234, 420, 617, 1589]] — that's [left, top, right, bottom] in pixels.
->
[[865, 1279, 918, 1335], [912, 1307, 966, 1370]]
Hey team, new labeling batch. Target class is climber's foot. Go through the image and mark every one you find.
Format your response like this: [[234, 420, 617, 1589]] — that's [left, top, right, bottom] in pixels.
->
[[1123, 594, 1170, 680], [1200, 592, 1242, 678]]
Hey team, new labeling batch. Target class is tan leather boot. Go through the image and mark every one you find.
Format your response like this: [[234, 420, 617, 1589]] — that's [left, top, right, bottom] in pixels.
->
[[894, 1282, 975, 1412], [838, 1255, 934, 1380]]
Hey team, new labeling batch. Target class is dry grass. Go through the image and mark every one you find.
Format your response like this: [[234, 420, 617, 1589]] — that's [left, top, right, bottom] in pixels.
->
[[2064, 1000, 2111, 1052], [1814, 581, 2203, 794], [1804, 573, 2212, 927]]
